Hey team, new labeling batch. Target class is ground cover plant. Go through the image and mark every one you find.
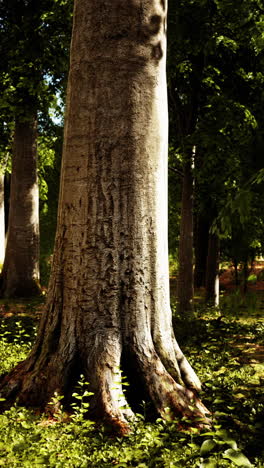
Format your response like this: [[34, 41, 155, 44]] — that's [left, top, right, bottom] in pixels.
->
[[0, 288, 263, 468]]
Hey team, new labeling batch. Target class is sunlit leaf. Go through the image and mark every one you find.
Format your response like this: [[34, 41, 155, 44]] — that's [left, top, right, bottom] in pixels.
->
[[223, 449, 253, 466], [200, 439, 217, 456]]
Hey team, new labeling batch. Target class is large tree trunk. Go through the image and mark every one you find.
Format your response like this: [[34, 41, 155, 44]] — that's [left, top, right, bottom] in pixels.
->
[[0, 116, 40, 297], [205, 232, 220, 305], [0, 0, 209, 431], [177, 156, 194, 317], [0, 173, 5, 268]]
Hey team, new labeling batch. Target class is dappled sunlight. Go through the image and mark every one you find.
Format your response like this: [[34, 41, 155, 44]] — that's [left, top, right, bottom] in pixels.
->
[[0, 294, 263, 466]]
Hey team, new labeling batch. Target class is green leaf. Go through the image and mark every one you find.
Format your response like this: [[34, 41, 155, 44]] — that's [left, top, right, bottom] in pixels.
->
[[200, 458, 217, 468], [215, 429, 237, 449], [188, 443, 198, 448], [200, 439, 217, 456], [213, 397, 225, 403], [223, 449, 252, 466], [20, 420, 32, 429]]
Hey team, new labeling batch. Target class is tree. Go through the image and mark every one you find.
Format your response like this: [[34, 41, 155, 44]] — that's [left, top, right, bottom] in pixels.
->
[[0, 0, 209, 431], [0, 115, 40, 297], [0, 90, 13, 270], [177, 156, 194, 316], [193, 209, 209, 289], [167, 0, 207, 315], [0, 0, 71, 297], [0, 172, 5, 267], [205, 232, 220, 305]]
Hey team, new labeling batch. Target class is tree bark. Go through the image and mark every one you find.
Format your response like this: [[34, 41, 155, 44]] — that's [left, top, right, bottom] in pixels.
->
[[0, 116, 40, 297], [194, 213, 209, 289], [0, 0, 209, 431], [0, 174, 5, 268], [177, 156, 194, 317], [205, 232, 220, 305]]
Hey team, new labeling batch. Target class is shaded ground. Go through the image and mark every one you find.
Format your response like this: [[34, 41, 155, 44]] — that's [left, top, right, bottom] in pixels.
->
[[170, 266, 264, 371], [219, 262, 264, 368], [219, 261, 264, 292], [0, 296, 45, 319]]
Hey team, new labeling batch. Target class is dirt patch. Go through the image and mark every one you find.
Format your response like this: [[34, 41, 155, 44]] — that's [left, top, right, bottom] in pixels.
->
[[220, 261, 264, 292]]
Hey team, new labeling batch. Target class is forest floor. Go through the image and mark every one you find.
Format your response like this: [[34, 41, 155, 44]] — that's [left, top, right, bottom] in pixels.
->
[[169, 261, 264, 375], [0, 266, 263, 466], [219, 262, 264, 371]]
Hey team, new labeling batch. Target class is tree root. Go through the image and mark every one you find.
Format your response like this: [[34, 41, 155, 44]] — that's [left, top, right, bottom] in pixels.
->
[[0, 328, 210, 434]]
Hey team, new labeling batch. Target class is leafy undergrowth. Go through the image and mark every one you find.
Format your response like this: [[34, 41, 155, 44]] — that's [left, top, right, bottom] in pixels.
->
[[0, 295, 263, 467]]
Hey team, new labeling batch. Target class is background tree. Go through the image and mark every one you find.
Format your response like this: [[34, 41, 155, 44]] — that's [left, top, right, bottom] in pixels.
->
[[0, 122, 11, 268], [0, 90, 13, 268], [0, 0, 209, 431], [0, 0, 71, 297], [167, 0, 212, 314], [0, 172, 5, 267], [167, 0, 264, 305], [177, 156, 194, 316]]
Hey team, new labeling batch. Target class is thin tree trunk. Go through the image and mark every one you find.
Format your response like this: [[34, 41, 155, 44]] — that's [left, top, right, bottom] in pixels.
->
[[234, 259, 239, 286], [0, 0, 209, 431], [0, 116, 40, 297], [194, 213, 209, 289], [0, 174, 5, 268], [243, 259, 249, 294], [205, 232, 220, 305], [177, 156, 194, 317]]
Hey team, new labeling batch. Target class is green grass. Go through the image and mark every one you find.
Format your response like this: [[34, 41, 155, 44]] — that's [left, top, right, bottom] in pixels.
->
[[0, 296, 263, 467]]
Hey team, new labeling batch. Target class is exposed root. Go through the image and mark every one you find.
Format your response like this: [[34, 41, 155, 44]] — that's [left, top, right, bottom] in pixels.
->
[[152, 306, 202, 392], [130, 344, 210, 429], [0, 325, 209, 434], [101, 413, 131, 436], [173, 337, 202, 392]]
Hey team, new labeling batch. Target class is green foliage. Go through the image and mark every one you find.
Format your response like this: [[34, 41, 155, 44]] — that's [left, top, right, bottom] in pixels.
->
[[71, 375, 94, 422], [251, 168, 264, 185], [0, 0, 71, 286], [211, 166, 264, 264], [223, 448, 252, 466], [38, 134, 57, 204], [169, 254, 178, 276], [0, 0, 72, 119], [167, 0, 264, 268], [0, 317, 35, 374], [198, 427, 253, 466], [168, 146, 181, 259], [0, 298, 263, 467]]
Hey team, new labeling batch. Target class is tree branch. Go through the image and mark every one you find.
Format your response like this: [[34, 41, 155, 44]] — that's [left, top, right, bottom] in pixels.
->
[[169, 166, 183, 177]]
